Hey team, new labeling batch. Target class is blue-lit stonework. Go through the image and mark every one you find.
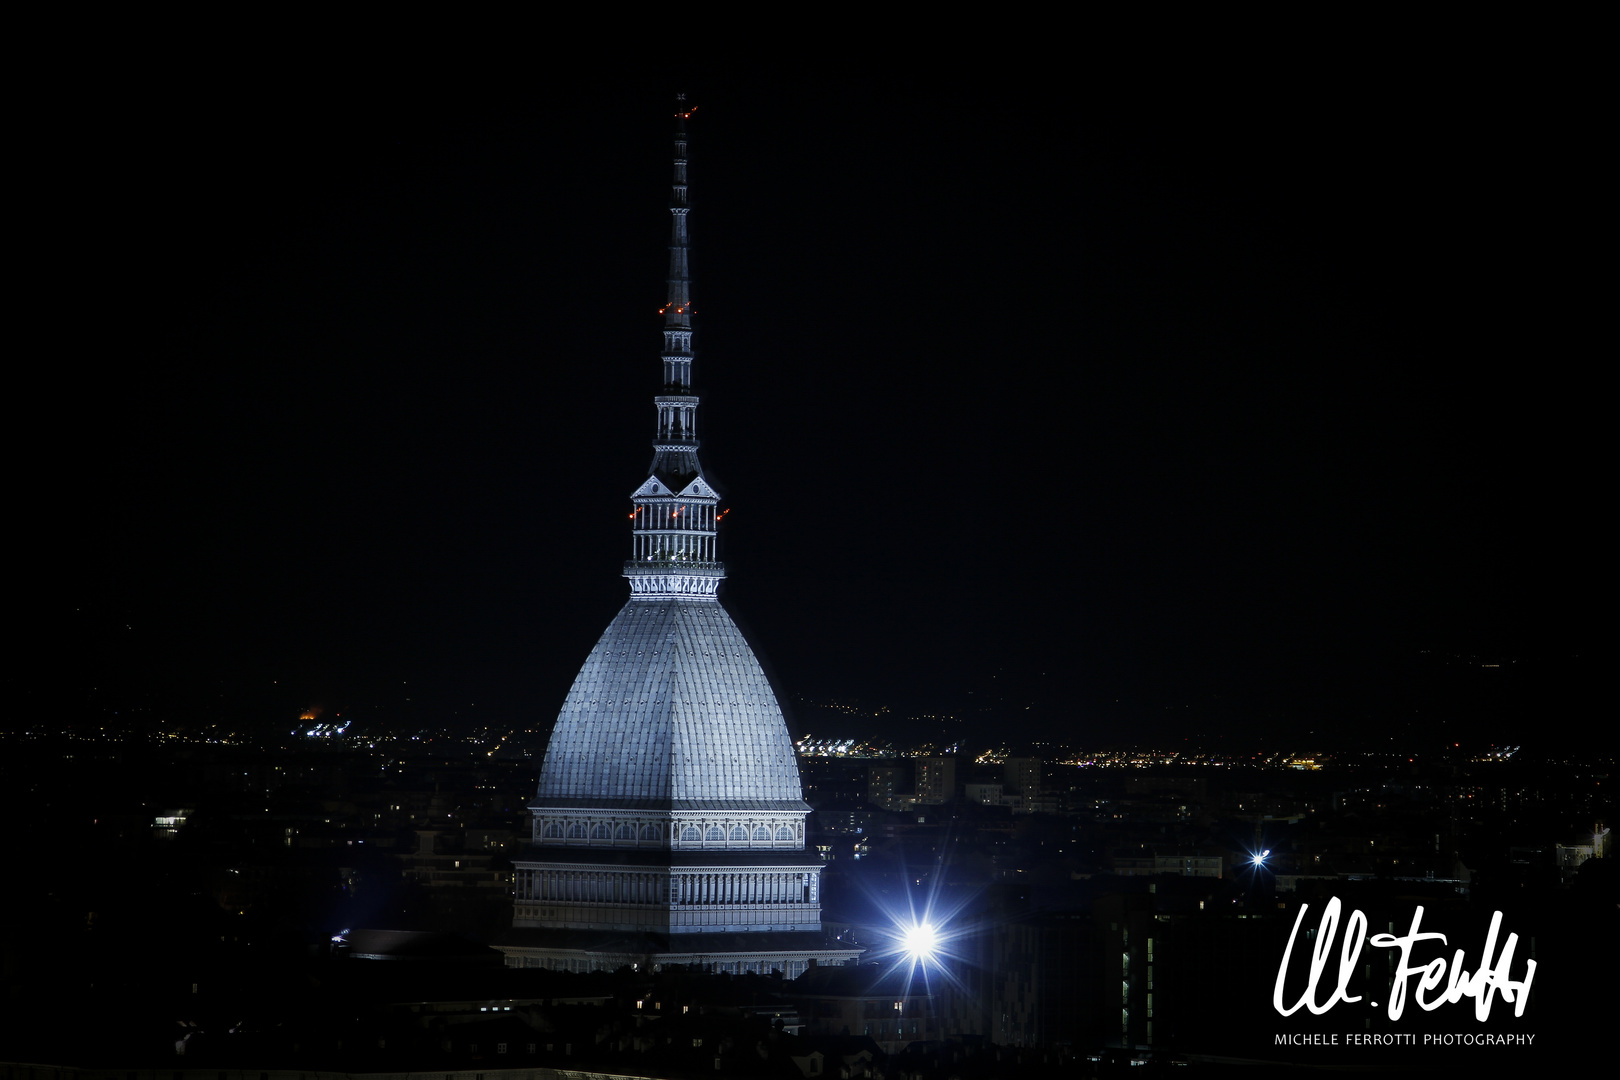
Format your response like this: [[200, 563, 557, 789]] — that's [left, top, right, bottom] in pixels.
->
[[537, 602, 805, 807], [497, 100, 860, 977]]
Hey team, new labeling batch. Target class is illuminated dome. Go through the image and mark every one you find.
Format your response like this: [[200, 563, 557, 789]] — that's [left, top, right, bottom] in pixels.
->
[[536, 600, 806, 808]]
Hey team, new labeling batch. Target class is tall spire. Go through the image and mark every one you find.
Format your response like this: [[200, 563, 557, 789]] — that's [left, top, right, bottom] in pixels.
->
[[624, 96, 725, 601]]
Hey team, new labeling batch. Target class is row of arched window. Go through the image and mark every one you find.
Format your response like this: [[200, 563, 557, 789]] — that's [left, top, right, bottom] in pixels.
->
[[535, 818, 800, 846], [681, 825, 794, 842], [541, 821, 663, 841]]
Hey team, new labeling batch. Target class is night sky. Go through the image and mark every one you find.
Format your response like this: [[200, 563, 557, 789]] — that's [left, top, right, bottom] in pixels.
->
[[29, 57, 1604, 749]]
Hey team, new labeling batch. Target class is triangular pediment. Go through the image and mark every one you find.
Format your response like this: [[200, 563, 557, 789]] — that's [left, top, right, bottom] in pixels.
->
[[631, 476, 675, 498], [678, 476, 718, 499]]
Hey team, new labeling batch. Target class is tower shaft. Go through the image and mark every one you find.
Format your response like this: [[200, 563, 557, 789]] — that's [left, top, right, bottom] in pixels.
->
[[628, 99, 723, 600]]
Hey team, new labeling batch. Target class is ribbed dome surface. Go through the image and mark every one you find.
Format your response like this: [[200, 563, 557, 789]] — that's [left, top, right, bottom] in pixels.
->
[[536, 599, 804, 806]]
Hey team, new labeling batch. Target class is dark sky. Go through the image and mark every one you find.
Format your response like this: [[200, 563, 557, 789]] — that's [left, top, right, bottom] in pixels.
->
[[26, 56, 1604, 749]]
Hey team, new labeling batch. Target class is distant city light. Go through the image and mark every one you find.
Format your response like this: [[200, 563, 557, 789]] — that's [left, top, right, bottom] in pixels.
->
[[794, 733, 896, 758]]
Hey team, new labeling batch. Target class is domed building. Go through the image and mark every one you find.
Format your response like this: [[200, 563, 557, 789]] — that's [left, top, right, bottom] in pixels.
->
[[497, 101, 860, 977]]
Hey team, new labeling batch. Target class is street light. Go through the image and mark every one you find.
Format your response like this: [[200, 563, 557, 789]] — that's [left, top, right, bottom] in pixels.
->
[[900, 921, 939, 964]]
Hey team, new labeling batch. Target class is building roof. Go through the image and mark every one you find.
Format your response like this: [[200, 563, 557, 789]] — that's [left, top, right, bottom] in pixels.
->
[[537, 599, 805, 807], [788, 963, 928, 998], [339, 929, 505, 964]]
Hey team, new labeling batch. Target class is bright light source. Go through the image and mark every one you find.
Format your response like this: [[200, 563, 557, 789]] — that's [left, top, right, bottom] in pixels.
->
[[901, 921, 938, 963], [1251, 849, 1271, 867]]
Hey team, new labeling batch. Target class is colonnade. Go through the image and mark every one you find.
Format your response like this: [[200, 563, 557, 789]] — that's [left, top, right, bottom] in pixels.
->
[[671, 871, 814, 905], [514, 867, 816, 906], [632, 500, 717, 563]]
